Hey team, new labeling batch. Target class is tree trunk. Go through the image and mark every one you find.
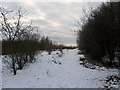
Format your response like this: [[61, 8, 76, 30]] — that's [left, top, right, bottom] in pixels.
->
[[12, 55, 17, 75]]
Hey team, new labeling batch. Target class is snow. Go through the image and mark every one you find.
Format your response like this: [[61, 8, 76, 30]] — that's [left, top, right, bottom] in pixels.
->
[[1, 49, 118, 88], [0, 56, 2, 90]]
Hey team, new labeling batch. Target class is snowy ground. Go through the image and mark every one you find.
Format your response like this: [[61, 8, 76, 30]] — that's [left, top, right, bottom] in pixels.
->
[[1, 49, 118, 88], [0, 56, 2, 90]]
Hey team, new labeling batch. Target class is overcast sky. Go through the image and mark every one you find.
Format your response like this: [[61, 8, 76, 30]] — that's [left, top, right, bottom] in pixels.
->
[[1, 1, 103, 46]]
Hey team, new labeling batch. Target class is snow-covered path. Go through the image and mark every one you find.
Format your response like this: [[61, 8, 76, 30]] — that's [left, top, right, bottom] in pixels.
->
[[2, 49, 118, 88]]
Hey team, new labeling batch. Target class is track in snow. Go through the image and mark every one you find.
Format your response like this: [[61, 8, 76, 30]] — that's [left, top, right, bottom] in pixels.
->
[[2, 49, 118, 88]]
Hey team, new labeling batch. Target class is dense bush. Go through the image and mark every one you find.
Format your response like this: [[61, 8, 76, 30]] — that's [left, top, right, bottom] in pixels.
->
[[77, 2, 120, 67], [2, 36, 56, 75], [2, 37, 56, 55]]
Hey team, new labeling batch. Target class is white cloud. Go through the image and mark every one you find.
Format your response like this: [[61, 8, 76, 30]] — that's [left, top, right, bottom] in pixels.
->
[[1, 2, 102, 45]]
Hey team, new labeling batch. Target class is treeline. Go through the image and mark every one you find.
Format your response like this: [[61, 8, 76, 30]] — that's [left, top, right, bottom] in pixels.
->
[[77, 2, 120, 68], [60, 46, 77, 49], [2, 36, 56, 55]]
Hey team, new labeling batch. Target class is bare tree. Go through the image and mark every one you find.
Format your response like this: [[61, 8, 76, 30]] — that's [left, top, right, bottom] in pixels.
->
[[0, 6, 34, 41], [0, 6, 42, 75]]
